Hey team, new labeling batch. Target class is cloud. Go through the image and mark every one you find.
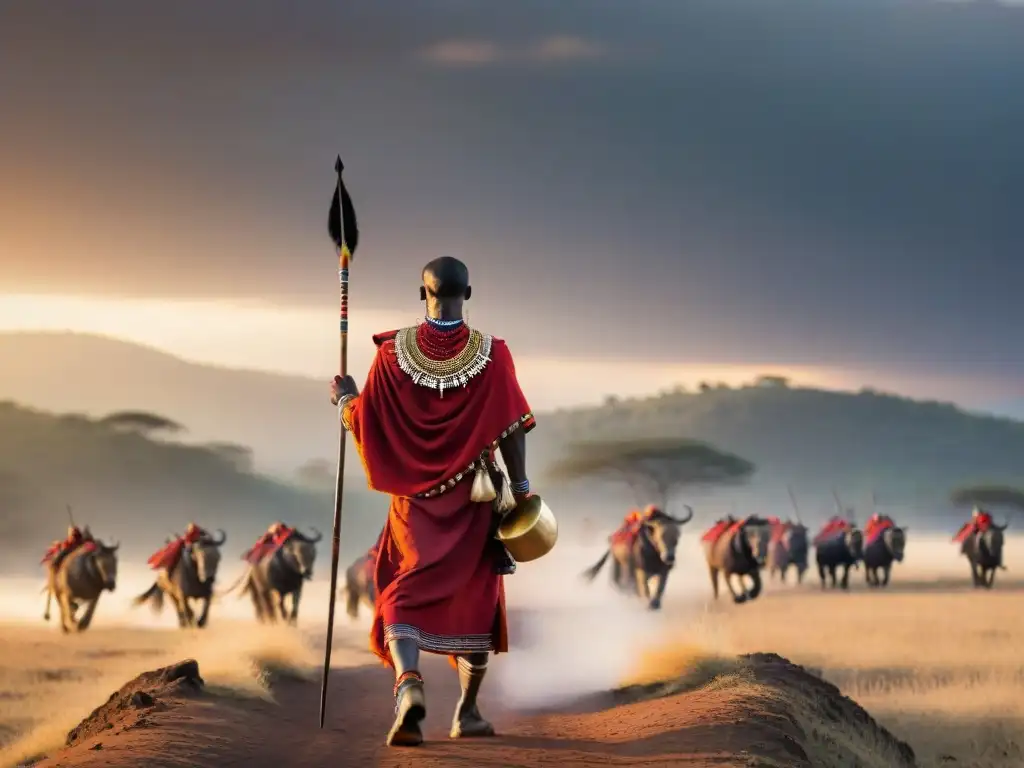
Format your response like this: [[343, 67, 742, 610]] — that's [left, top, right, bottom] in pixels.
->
[[526, 35, 604, 62], [419, 35, 605, 67], [418, 39, 502, 66]]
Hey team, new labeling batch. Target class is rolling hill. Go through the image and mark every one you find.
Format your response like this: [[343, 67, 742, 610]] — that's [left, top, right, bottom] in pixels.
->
[[0, 401, 387, 575], [0, 331, 333, 477], [3, 332, 1023, 550], [536, 378, 1024, 523]]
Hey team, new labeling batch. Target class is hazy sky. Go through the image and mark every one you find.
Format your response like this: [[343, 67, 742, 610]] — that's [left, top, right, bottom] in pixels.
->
[[2, 0, 1023, 404]]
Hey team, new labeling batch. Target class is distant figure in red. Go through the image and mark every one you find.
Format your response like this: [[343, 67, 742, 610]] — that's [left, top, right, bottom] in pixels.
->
[[147, 523, 207, 572], [610, 509, 641, 540], [331, 256, 535, 747], [41, 525, 88, 573], [813, 515, 853, 546], [863, 512, 895, 546], [702, 515, 738, 544], [243, 521, 297, 565], [953, 507, 993, 544], [768, 517, 788, 545], [609, 507, 658, 547]]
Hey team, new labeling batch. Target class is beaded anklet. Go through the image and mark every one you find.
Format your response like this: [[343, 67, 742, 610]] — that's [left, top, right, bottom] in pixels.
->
[[393, 670, 424, 715], [393, 670, 424, 699]]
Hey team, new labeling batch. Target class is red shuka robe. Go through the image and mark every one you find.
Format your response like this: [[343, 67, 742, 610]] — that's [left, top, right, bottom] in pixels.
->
[[342, 323, 534, 667], [864, 515, 894, 546], [769, 520, 789, 545], [146, 526, 206, 571], [701, 518, 739, 544], [953, 512, 992, 544], [608, 510, 641, 547], [813, 517, 852, 546], [41, 530, 86, 565]]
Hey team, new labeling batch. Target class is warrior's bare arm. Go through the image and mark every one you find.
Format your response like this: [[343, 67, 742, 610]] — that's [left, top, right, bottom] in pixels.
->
[[498, 429, 530, 497]]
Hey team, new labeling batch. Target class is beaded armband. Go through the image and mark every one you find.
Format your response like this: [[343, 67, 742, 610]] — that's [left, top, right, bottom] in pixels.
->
[[337, 395, 356, 431], [511, 478, 530, 495]]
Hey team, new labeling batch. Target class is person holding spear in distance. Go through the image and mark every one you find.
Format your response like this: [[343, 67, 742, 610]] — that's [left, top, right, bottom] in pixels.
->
[[324, 161, 537, 747]]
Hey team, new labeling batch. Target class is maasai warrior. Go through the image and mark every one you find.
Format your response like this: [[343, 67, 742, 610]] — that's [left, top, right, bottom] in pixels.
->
[[641, 504, 661, 519], [813, 515, 853, 546], [243, 521, 296, 564], [331, 256, 535, 747], [41, 525, 87, 573], [953, 506, 993, 544], [864, 512, 894, 545], [147, 522, 207, 572], [701, 515, 738, 544], [767, 517, 788, 545], [609, 508, 642, 546]]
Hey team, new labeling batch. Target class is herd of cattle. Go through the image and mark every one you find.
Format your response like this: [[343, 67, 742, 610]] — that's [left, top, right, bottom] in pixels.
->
[[581, 507, 1008, 610], [40, 526, 324, 634], [37, 507, 1009, 633]]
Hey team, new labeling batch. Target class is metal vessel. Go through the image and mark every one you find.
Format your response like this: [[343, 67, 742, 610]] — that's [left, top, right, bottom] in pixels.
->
[[497, 494, 558, 562]]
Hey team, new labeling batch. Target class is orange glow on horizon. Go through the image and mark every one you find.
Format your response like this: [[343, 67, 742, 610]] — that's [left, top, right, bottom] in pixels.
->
[[0, 293, 1013, 411]]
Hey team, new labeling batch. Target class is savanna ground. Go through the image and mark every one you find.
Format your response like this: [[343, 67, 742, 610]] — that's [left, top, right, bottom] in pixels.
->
[[0, 534, 1020, 767]]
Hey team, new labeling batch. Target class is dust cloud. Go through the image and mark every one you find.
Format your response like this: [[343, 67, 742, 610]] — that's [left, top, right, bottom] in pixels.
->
[[493, 537, 721, 708]]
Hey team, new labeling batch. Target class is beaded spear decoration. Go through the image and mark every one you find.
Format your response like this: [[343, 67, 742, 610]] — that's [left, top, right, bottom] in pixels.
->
[[320, 155, 359, 728]]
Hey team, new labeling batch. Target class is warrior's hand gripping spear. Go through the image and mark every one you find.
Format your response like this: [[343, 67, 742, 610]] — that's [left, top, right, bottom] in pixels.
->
[[319, 155, 360, 729]]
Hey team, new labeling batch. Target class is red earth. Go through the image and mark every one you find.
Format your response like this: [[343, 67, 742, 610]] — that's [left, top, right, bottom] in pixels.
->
[[26, 652, 915, 768]]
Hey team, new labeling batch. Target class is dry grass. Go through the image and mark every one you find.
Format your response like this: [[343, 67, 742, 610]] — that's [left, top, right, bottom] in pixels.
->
[[511, 534, 1024, 767], [2, 535, 1022, 767], [703, 587, 1024, 767], [610, 533, 1024, 768]]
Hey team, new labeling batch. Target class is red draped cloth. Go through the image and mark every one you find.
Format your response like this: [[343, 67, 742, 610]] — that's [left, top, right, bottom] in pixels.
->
[[864, 515, 894, 546], [244, 526, 297, 564], [769, 519, 789, 545], [813, 517, 852, 546], [702, 518, 741, 544], [609, 510, 642, 547], [953, 512, 992, 544], [343, 323, 534, 667], [41, 530, 85, 565], [147, 526, 206, 571], [148, 540, 186, 571]]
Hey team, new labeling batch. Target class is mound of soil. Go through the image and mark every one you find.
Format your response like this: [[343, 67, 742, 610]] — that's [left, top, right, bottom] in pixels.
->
[[31, 653, 916, 767], [64, 659, 205, 750], [744, 652, 915, 766]]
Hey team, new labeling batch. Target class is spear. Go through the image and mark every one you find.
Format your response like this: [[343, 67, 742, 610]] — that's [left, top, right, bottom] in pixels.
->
[[786, 485, 802, 523], [319, 155, 360, 729]]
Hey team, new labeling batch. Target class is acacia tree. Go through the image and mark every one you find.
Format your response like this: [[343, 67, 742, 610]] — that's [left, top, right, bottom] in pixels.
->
[[950, 484, 1024, 512], [98, 411, 185, 436], [546, 437, 755, 510]]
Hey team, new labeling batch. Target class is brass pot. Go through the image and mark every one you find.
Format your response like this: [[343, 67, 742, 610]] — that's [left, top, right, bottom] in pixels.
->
[[497, 494, 558, 563]]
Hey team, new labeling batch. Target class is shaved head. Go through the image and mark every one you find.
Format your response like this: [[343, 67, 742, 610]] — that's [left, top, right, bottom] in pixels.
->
[[421, 256, 470, 299], [419, 256, 471, 320]]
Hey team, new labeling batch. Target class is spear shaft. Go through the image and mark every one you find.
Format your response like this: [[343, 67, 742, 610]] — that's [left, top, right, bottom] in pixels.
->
[[320, 157, 354, 729]]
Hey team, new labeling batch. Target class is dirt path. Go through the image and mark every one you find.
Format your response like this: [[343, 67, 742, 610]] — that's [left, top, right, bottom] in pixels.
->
[[29, 652, 915, 768]]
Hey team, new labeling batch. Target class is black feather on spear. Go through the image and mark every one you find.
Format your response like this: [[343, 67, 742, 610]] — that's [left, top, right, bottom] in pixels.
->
[[328, 156, 359, 258]]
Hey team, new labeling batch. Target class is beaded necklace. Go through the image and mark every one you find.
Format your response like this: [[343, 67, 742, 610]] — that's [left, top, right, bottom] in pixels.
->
[[424, 316, 463, 330], [395, 320, 492, 396]]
